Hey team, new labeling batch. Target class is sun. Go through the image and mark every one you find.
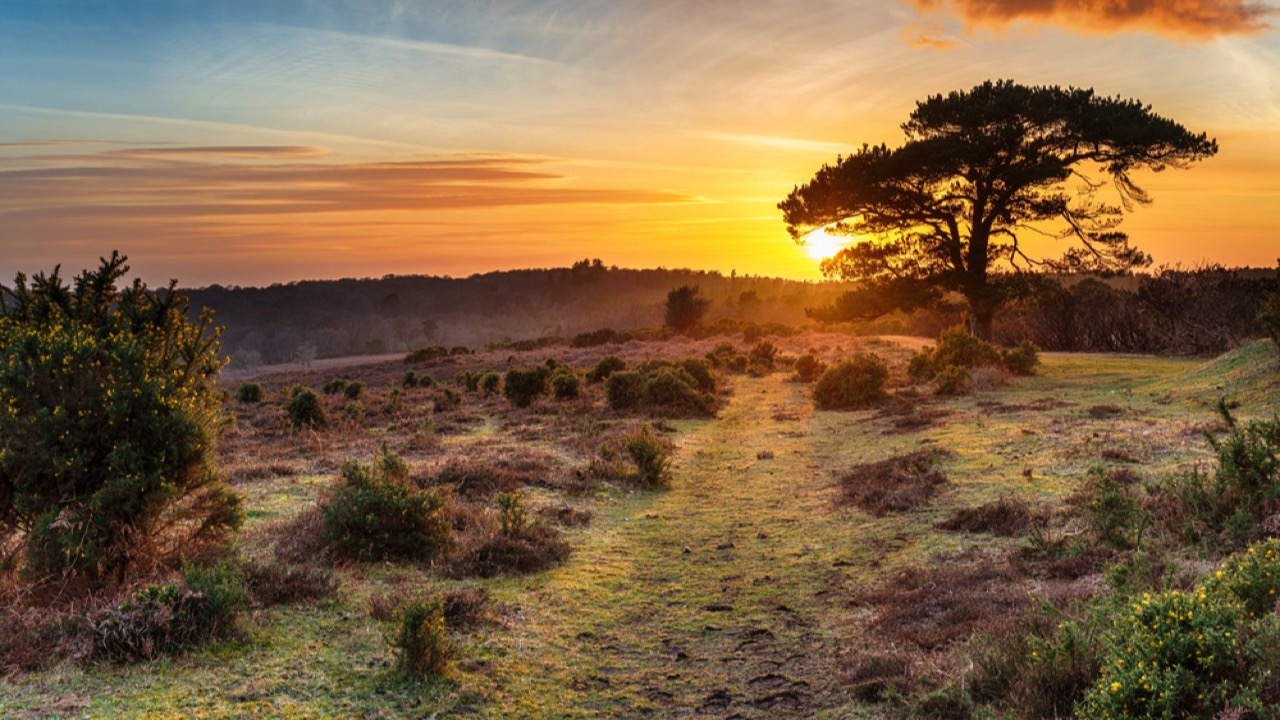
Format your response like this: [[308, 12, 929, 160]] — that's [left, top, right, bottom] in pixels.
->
[[802, 228, 846, 261]]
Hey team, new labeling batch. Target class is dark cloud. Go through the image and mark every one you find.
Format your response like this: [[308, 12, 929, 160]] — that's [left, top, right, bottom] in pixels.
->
[[907, 0, 1276, 39]]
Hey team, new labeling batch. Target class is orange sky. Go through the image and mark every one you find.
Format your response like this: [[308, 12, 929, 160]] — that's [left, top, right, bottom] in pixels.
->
[[1, 1, 1277, 286]]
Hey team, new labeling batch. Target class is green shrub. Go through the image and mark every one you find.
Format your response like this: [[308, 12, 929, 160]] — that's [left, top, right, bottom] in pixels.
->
[[342, 380, 364, 400], [322, 378, 348, 395], [1202, 539, 1280, 618], [1003, 340, 1041, 376], [812, 354, 889, 410], [552, 371, 580, 400], [1082, 467, 1145, 550], [343, 402, 365, 422], [606, 371, 645, 410], [704, 342, 739, 369], [389, 596, 455, 678], [91, 562, 246, 663], [455, 370, 481, 392], [286, 385, 327, 429], [402, 370, 418, 388], [929, 365, 970, 396], [0, 253, 241, 580], [910, 324, 1039, 380], [319, 451, 451, 562], [496, 492, 528, 537], [679, 357, 716, 392], [416, 373, 437, 389], [1156, 403, 1280, 548], [641, 367, 713, 416], [792, 353, 826, 383], [503, 367, 548, 408], [586, 355, 627, 383], [404, 346, 447, 363], [236, 382, 264, 403], [479, 371, 501, 396], [625, 425, 673, 488]]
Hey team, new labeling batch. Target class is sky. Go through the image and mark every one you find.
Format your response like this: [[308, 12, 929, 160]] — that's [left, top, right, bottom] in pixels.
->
[[1, 0, 1277, 287]]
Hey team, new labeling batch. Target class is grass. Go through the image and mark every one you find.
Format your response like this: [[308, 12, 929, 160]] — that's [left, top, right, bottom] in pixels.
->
[[4, 335, 1277, 718]]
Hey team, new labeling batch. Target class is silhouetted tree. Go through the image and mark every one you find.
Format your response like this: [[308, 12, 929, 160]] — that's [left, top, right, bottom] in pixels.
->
[[780, 80, 1217, 339], [664, 285, 710, 332]]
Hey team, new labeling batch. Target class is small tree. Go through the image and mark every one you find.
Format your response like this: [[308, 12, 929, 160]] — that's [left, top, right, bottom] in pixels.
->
[[664, 285, 710, 333], [0, 253, 242, 581]]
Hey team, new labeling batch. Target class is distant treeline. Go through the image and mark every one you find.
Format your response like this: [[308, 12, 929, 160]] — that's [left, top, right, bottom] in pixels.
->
[[185, 260, 852, 368], [993, 266, 1280, 355]]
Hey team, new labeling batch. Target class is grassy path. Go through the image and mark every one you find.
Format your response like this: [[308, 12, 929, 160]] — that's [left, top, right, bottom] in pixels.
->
[[469, 376, 875, 718]]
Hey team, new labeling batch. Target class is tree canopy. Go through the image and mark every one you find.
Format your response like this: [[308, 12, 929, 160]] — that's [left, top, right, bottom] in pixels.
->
[[780, 80, 1218, 339]]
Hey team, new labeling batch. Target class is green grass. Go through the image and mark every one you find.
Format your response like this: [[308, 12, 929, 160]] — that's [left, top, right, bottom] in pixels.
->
[[4, 342, 1276, 719]]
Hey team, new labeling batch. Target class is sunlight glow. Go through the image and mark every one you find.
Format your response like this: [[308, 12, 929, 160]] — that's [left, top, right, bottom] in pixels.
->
[[803, 228, 847, 261]]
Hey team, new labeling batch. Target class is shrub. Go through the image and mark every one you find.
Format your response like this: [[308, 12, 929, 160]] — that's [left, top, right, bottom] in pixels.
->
[[1154, 403, 1280, 548], [404, 346, 447, 363], [90, 562, 246, 663], [1202, 538, 1280, 618], [586, 354, 627, 383], [1002, 340, 1041, 376], [748, 340, 778, 371], [236, 382, 264, 403], [479, 371, 501, 396], [319, 451, 451, 562], [0, 253, 242, 581], [812, 354, 889, 410], [626, 425, 673, 488], [938, 497, 1036, 537], [792, 353, 826, 383], [440, 587, 491, 631], [416, 374, 437, 389], [503, 367, 547, 408], [343, 402, 365, 422], [679, 357, 716, 392], [496, 492, 528, 536], [930, 365, 970, 396], [389, 596, 455, 678], [606, 371, 645, 410], [705, 342, 739, 369], [552, 371, 581, 400], [286, 385, 327, 429], [641, 367, 713, 416], [322, 378, 348, 395], [402, 370, 418, 388], [1081, 466, 1145, 550], [342, 380, 364, 400]]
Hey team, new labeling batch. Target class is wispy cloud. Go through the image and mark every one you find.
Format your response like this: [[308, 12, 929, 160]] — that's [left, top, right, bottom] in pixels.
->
[[905, 0, 1277, 39], [104, 146, 329, 160], [694, 132, 855, 156]]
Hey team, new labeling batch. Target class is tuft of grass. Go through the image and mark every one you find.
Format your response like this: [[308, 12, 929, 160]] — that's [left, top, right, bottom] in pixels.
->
[[835, 450, 950, 516]]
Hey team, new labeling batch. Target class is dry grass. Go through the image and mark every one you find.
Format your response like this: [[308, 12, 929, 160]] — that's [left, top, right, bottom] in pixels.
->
[[835, 449, 951, 516]]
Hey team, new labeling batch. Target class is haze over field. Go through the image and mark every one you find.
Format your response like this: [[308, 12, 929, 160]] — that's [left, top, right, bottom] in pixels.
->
[[1, 0, 1277, 285]]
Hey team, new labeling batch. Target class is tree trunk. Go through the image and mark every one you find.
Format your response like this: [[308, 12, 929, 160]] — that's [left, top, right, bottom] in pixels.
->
[[969, 299, 996, 341]]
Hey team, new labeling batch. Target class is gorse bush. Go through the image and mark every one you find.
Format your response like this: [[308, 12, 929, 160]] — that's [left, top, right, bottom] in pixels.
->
[[235, 382, 264, 403], [586, 354, 627, 383], [496, 492, 527, 537], [320, 450, 451, 562], [551, 371, 580, 400], [479, 371, 501, 396], [503, 367, 548, 408], [342, 380, 364, 400], [1155, 402, 1280, 548], [0, 252, 242, 581], [748, 340, 778, 371], [812, 354, 889, 410], [909, 324, 1040, 381], [605, 360, 716, 417], [792, 353, 826, 383], [286, 385, 327, 429], [322, 378, 348, 395], [1259, 292, 1280, 353], [389, 596, 455, 679], [625, 425, 673, 488]]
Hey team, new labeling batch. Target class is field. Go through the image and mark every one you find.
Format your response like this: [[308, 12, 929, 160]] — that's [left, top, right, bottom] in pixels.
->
[[4, 333, 1279, 719]]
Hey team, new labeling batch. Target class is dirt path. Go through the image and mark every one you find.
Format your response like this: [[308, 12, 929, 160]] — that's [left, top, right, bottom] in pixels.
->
[[470, 376, 874, 718]]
